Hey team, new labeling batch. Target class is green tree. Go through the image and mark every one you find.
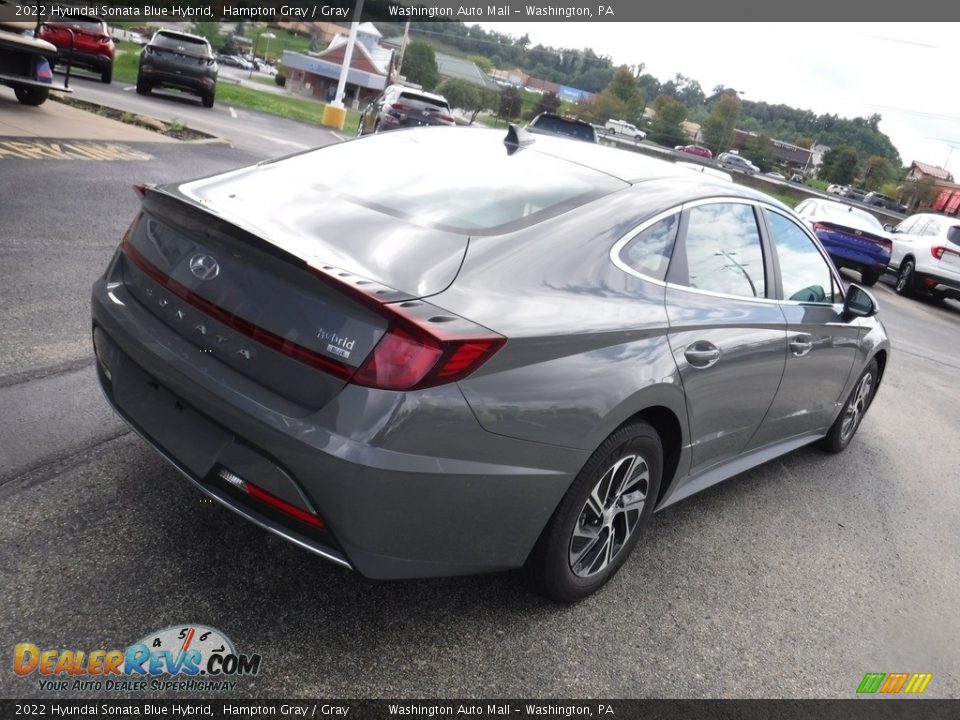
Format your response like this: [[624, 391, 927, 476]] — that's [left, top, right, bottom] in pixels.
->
[[648, 95, 687, 147], [702, 94, 741, 153], [436, 79, 497, 124], [191, 22, 222, 49], [861, 155, 893, 191], [499, 85, 522, 122], [532, 91, 561, 117], [403, 40, 440, 91], [607, 65, 642, 106], [574, 92, 626, 125], [818, 145, 860, 184], [739, 134, 774, 172], [469, 54, 493, 74]]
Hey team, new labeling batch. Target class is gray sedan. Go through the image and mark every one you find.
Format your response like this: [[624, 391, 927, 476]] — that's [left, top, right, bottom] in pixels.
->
[[91, 127, 889, 601]]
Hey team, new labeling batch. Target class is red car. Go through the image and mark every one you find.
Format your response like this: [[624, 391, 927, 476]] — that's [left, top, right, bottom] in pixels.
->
[[675, 144, 713, 159], [39, 14, 114, 83]]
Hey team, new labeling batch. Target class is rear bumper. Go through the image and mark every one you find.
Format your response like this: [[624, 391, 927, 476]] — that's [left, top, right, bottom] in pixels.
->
[[914, 269, 960, 298], [140, 65, 215, 93], [53, 48, 112, 71], [91, 276, 586, 579]]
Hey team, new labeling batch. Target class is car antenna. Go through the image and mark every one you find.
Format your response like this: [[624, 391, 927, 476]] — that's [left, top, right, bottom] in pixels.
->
[[504, 124, 535, 154]]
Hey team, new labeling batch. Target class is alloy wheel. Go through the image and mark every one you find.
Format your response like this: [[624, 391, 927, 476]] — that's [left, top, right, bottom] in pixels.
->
[[568, 452, 649, 578], [840, 371, 873, 442]]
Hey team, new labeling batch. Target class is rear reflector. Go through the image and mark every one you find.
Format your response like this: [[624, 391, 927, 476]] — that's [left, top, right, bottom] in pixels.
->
[[217, 468, 324, 528]]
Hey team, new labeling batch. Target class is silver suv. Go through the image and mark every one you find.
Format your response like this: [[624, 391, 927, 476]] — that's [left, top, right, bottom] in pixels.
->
[[887, 213, 960, 300], [717, 152, 759, 174]]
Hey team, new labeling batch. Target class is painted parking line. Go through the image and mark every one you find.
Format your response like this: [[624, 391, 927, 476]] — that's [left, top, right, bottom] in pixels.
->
[[229, 107, 237, 119], [122, 86, 136, 91], [0, 140, 154, 161], [261, 134, 309, 149]]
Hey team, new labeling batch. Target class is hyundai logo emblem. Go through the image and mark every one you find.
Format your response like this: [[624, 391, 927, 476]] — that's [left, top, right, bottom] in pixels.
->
[[188, 253, 220, 281]]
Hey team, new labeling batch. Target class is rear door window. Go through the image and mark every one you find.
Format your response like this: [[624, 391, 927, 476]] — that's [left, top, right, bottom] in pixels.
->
[[678, 203, 766, 298]]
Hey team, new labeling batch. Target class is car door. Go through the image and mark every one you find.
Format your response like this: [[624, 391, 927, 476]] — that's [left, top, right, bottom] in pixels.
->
[[363, 90, 387, 133], [748, 208, 861, 447], [889, 216, 926, 270], [664, 200, 787, 475]]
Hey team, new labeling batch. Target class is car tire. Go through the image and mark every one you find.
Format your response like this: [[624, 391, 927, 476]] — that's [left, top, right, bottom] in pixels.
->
[[861, 270, 880, 287], [818, 359, 878, 454], [373, 119, 381, 134], [529, 421, 662, 603], [101, 65, 112, 84], [895, 259, 915, 296], [135, 75, 150, 95], [13, 85, 49, 106], [202, 91, 215, 109]]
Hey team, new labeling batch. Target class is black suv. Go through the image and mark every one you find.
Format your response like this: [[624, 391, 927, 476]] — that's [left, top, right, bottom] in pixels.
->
[[137, 30, 217, 108], [526, 113, 598, 143]]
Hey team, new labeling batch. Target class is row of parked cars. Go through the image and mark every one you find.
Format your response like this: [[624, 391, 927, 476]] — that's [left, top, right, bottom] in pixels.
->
[[827, 184, 907, 213], [797, 198, 960, 300]]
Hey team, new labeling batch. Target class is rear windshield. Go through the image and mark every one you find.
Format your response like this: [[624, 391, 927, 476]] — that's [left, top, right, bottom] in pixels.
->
[[152, 32, 211, 56], [821, 203, 884, 232], [947, 226, 960, 248], [531, 116, 595, 142], [268, 132, 625, 234], [53, 16, 103, 29], [399, 91, 449, 111]]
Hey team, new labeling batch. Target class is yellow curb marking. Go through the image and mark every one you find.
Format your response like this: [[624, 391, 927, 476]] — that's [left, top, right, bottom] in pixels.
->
[[0, 140, 154, 161]]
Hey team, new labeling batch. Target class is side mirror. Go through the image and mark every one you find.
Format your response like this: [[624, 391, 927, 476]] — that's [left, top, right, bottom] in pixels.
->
[[883, 224, 895, 232], [843, 284, 879, 319]]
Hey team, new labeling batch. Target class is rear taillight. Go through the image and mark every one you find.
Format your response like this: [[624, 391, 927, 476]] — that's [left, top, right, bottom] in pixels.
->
[[438, 115, 455, 123], [306, 265, 506, 391], [931, 246, 946, 260], [353, 326, 503, 391], [811, 222, 827, 234], [390, 103, 413, 112], [879, 238, 892, 251]]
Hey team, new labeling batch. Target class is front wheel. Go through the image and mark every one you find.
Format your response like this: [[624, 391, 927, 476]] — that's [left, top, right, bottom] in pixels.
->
[[818, 359, 878, 454], [201, 91, 215, 108], [895, 260, 915, 296], [135, 75, 150, 95], [529, 421, 662, 602], [14, 85, 49, 106]]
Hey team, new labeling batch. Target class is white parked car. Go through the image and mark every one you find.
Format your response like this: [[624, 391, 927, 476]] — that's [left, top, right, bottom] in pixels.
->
[[604, 119, 646, 139], [826, 184, 847, 196], [886, 213, 960, 300], [717, 152, 759, 175]]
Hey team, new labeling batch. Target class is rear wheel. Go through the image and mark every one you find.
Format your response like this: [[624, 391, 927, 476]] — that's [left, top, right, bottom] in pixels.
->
[[861, 269, 880, 286], [818, 359, 878, 453], [201, 91, 215, 108], [101, 65, 112, 84], [895, 260, 915, 296], [14, 85, 49, 106], [530, 421, 662, 602]]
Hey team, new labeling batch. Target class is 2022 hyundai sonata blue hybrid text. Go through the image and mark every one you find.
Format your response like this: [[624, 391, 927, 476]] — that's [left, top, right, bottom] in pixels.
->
[[91, 127, 889, 601]]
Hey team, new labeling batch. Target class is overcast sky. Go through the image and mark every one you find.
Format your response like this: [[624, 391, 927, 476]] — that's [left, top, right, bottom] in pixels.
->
[[475, 22, 960, 174]]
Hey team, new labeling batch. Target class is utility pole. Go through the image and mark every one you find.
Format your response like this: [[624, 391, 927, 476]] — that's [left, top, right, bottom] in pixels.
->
[[395, 19, 410, 79], [322, 0, 364, 128]]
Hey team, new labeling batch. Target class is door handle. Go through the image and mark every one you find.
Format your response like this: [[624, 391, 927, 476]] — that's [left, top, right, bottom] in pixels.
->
[[789, 336, 813, 357], [684, 342, 721, 369]]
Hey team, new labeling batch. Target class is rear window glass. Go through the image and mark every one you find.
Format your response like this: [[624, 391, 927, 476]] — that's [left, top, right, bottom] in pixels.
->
[[531, 116, 595, 142], [54, 17, 103, 29], [153, 33, 211, 55], [399, 91, 449, 111], [946, 226, 960, 247], [260, 133, 626, 234], [619, 214, 679, 281]]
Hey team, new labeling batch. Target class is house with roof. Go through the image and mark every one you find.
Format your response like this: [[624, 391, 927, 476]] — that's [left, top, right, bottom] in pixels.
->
[[281, 23, 392, 106], [907, 160, 953, 183]]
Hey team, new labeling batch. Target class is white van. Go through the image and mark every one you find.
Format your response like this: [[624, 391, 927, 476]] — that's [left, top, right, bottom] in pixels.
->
[[604, 119, 645, 139]]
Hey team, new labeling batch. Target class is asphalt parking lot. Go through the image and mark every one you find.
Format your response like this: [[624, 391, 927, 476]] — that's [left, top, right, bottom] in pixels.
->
[[1, 97, 958, 700]]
